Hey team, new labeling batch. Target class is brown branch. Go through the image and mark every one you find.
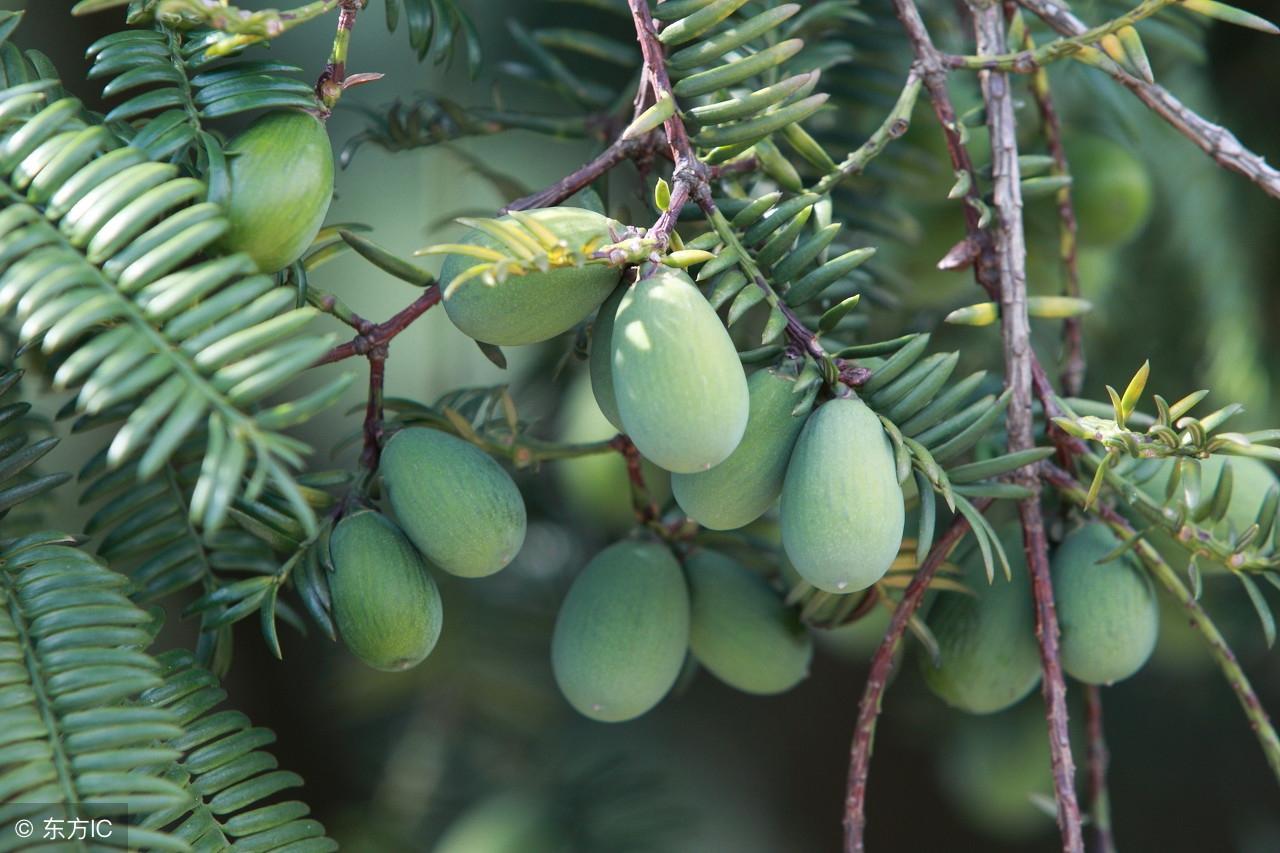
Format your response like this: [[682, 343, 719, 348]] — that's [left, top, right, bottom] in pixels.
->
[[608, 434, 659, 523], [970, 2, 1083, 850], [503, 134, 654, 213], [1019, 0, 1280, 200], [1085, 684, 1116, 853], [843, 504, 991, 853], [360, 350, 386, 469], [315, 285, 441, 365], [1015, 6, 1085, 397]]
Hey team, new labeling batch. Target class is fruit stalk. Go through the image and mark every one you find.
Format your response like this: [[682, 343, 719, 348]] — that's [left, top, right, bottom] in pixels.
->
[[315, 285, 442, 365], [1084, 684, 1116, 853], [842, 504, 990, 853], [317, 0, 367, 112], [970, 1, 1084, 850], [1043, 462, 1280, 788]]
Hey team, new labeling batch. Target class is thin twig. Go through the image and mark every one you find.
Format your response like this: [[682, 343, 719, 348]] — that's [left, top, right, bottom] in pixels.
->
[[315, 285, 441, 365], [503, 134, 654, 213], [1019, 0, 1280, 200], [843, 504, 991, 853], [809, 69, 924, 196], [316, 0, 371, 114], [970, 2, 1083, 849], [1084, 684, 1116, 853], [360, 349, 386, 469], [1043, 462, 1280, 787]]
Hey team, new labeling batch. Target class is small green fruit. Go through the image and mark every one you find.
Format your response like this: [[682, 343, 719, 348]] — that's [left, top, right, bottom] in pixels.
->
[[922, 532, 1041, 714], [438, 207, 623, 345], [1068, 134, 1152, 248], [551, 540, 690, 722], [214, 110, 334, 273], [780, 397, 904, 593], [329, 510, 442, 671], [381, 427, 526, 578], [432, 791, 564, 853], [1053, 522, 1158, 686], [686, 549, 812, 695], [672, 367, 808, 530], [611, 267, 749, 473]]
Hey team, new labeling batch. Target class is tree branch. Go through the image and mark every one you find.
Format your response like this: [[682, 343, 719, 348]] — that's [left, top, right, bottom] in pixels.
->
[[1019, 0, 1280, 200], [843, 504, 991, 853], [1084, 683, 1116, 853], [315, 285, 441, 365], [970, 2, 1083, 850], [503, 134, 655, 213]]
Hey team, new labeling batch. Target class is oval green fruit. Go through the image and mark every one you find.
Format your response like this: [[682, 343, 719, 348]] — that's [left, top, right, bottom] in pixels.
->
[[922, 533, 1041, 714], [329, 510, 442, 671], [214, 110, 334, 273], [589, 280, 627, 431], [433, 792, 564, 853], [438, 207, 623, 345], [686, 549, 812, 694], [779, 397, 905, 593], [382, 427, 526, 578], [672, 367, 808, 530], [551, 540, 690, 722], [611, 267, 749, 473], [1068, 134, 1152, 248], [1053, 522, 1158, 685]]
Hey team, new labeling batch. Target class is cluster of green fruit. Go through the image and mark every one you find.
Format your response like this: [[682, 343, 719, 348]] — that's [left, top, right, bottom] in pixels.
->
[[923, 522, 1159, 714], [329, 427, 527, 670]]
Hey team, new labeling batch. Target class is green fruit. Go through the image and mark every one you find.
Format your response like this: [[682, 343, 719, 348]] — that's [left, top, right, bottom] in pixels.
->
[[1068, 134, 1152, 248], [438, 207, 623, 345], [921, 535, 1041, 714], [589, 280, 627, 431], [433, 792, 563, 853], [672, 367, 808, 530], [214, 110, 334, 273], [551, 540, 690, 722], [1136, 455, 1279, 573], [779, 397, 905, 593], [329, 511, 443, 671], [686, 549, 812, 694], [381, 427, 526, 578], [611, 267, 749, 473], [1053, 523, 1158, 685], [556, 372, 671, 532]]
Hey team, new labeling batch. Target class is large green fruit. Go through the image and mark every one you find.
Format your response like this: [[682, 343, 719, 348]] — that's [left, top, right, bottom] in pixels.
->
[[1068, 134, 1152, 248], [611, 267, 749, 473], [438, 207, 622, 345], [556, 372, 670, 532], [589, 280, 627, 431], [1053, 523, 1158, 685], [1136, 455, 1279, 573], [382, 427, 527, 578], [779, 397, 904, 593], [686, 549, 811, 694], [213, 110, 334, 273], [672, 367, 808, 530], [551, 540, 690, 722], [329, 510, 443, 671], [921, 534, 1041, 714]]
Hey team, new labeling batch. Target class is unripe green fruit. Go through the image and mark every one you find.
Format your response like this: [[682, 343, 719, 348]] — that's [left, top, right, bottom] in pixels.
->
[[329, 510, 442, 671], [213, 110, 334, 273], [551, 540, 690, 722], [381, 427, 526, 578], [686, 549, 812, 695], [1136, 455, 1279, 574], [438, 207, 623, 345], [589, 280, 626, 431], [672, 367, 808, 530], [922, 534, 1041, 714], [1053, 522, 1158, 685], [779, 397, 904, 593], [1068, 134, 1152, 248], [611, 267, 749, 473]]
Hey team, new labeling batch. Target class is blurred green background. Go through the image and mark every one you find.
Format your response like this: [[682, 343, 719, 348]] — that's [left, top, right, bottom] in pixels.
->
[[11, 1, 1280, 850]]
